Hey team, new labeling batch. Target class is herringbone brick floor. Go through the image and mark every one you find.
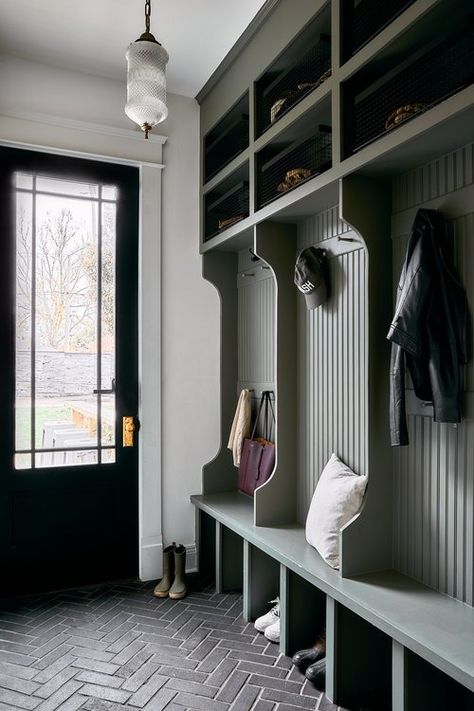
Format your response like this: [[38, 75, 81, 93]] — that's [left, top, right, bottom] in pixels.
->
[[0, 579, 347, 711]]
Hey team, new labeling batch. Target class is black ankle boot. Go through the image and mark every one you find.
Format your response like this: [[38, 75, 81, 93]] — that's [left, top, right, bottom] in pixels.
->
[[292, 632, 326, 671], [305, 657, 326, 690], [292, 646, 325, 671]]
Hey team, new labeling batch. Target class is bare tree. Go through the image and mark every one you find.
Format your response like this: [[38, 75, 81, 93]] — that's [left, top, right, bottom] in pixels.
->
[[36, 208, 94, 350]]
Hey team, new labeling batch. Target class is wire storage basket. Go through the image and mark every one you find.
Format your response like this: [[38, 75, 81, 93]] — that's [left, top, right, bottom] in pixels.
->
[[205, 176, 249, 242], [344, 0, 416, 59], [204, 93, 249, 183], [257, 125, 332, 209], [347, 25, 474, 155], [256, 34, 331, 137]]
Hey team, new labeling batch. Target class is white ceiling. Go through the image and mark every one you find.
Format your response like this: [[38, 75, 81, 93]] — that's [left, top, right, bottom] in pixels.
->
[[0, 0, 267, 97]]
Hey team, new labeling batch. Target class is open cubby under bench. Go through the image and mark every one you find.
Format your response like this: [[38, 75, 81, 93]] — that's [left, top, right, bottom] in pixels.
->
[[191, 491, 474, 709]]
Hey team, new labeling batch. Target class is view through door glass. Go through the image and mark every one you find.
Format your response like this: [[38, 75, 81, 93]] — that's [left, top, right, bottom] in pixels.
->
[[15, 173, 117, 469], [0, 148, 139, 594]]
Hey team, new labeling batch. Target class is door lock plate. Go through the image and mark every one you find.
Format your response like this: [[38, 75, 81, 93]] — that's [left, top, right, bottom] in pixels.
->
[[122, 416, 135, 447]]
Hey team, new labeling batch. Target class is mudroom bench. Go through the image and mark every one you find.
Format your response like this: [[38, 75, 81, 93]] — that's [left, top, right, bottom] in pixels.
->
[[191, 491, 474, 711]]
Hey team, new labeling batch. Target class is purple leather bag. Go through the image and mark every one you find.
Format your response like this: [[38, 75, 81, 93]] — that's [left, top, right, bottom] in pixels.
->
[[238, 392, 275, 497]]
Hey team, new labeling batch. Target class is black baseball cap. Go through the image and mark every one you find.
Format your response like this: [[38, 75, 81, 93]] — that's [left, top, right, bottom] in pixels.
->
[[294, 246, 328, 309]]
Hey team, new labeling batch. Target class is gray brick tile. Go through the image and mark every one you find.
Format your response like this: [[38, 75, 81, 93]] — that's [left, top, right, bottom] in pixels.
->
[[34, 680, 83, 710], [0, 660, 39, 681], [0, 686, 41, 709], [101, 621, 137, 645], [31, 644, 75, 671], [171, 691, 229, 710], [33, 668, 78, 699], [138, 632, 182, 647], [111, 640, 146, 666], [28, 625, 70, 648], [129, 621, 170, 635], [227, 650, 278, 666], [180, 628, 211, 651], [81, 699, 136, 711], [141, 688, 177, 711], [0, 629, 36, 645], [206, 659, 238, 688], [302, 679, 321, 697], [196, 647, 227, 673], [0, 581, 339, 711], [166, 677, 219, 698], [261, 687, 317, 708], [247, 673, 302, 694], [69, 657, 120, 675], [216, 670, 249, 703], [53, 693, 86, 711], [106, 630, 142, 654], [69, 646, 114, 663], [236, 661, 287, 678], [287, 664, 307, 682], [121, 659, 160, 693], [275, 653, 292, 669], [171, 617, 204, 641], [114, 647, 154, 679], [228, 683, 259, 711], [74, 670, 124, 687], [188, 638, 218, 662], [127, 670, 168, 707], [0, 649, 39, 667], [0, 671, 39, 695], [252, 701, 274, 711], [79, 682, 131, 704], [218, 639, 271, 655]]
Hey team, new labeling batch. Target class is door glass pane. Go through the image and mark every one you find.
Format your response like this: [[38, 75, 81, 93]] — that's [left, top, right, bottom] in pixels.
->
[[15, 192, 33, 464], [37, 449, 99, 468], [36, 175, 99, 198], [14, 173, 118, 468], [101, 201, 116, 446]]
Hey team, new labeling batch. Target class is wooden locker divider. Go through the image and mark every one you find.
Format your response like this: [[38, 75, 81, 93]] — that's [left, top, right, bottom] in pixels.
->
[[339, 174, 393, 576], [202, 251, 239, 494], [253, 221, 298, 526]]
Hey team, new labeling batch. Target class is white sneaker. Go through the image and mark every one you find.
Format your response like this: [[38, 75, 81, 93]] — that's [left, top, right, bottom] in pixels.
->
[[264, 619, 280, 643], [254, 598, 280, 633]]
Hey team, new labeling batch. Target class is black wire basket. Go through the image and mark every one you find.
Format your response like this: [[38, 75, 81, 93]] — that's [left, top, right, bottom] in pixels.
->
[[257, 126, 332, 209], [256, 35, 331, 137], [204, 94, 249, 182], [205, 180, 249, 242], [344, 0, 416, 59], [347, 25, 474, 155]]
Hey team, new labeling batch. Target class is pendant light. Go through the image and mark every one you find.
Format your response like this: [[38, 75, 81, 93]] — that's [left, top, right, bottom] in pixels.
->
[[125, 0, 169, 139]]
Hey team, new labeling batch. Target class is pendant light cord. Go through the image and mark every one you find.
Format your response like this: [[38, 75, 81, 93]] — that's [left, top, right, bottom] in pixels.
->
[[145, 0, 151, 34]]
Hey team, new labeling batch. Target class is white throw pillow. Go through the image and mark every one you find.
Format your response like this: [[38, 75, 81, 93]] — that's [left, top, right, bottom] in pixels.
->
[[305, 453, 368, 569]]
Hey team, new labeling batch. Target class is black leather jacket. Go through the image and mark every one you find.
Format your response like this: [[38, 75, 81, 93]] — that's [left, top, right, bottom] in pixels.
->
[[387, 209, 468, 446]]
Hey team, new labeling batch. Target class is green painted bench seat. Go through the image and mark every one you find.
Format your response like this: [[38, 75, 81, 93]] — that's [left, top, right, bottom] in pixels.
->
[[191, 491, 474, 693]]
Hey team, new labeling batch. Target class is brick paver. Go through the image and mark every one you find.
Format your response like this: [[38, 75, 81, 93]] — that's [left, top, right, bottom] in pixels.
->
[[0, 580, 349, 710]]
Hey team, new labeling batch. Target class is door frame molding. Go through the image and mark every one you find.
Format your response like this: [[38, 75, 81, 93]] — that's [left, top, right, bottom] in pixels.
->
[[0, 111, 165, 581]]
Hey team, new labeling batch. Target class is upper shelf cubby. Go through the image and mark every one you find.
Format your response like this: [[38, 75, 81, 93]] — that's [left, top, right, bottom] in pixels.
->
[[342, 5, 474, 158], [255, 98, 332, 210], [204, 92, 249, 183], [204, 162, 249, 243], [254, 4, 331, 139], [341, 0, 416, 61]]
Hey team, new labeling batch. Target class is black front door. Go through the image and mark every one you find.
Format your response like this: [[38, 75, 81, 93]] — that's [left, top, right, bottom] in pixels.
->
[[0, 147, 139, 594]]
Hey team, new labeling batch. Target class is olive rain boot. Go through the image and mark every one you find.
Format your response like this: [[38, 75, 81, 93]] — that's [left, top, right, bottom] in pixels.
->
[[153, 542, 176, 598], [169, 544, 187, 600]]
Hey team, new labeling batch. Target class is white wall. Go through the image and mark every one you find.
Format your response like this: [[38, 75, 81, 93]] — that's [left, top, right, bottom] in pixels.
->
[[0, 54, 220, 573]]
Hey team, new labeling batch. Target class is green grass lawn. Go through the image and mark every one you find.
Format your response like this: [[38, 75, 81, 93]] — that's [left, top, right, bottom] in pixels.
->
[[16, 404, 72, 449]]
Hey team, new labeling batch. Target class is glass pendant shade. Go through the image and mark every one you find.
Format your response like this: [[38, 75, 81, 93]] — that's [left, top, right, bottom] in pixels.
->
[[125, 40, 169, 133]]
